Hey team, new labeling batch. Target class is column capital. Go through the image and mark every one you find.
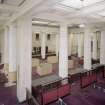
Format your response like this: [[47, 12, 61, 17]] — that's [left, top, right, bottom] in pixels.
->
[[59, 22, 68, 27], [84, 24, 94, 30], [8, 22, 17, 29], [4, 25, 9, 29], [41, 31, 47, 35]]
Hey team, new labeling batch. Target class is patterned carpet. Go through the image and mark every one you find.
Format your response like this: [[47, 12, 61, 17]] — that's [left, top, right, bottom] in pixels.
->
[[0, 85, 17, 105], [49, 75, 105, 105], [0, 66, 105, 105]]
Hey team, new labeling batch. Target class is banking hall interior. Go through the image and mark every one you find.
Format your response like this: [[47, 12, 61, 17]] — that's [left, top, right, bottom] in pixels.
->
[[0, 0, 105, 105]]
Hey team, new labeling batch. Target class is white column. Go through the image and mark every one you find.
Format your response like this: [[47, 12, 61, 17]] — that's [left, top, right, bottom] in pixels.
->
[[59, 24, 68, 78], [81, 33, 84, 57], [92, 33, 97, 60], [69, 34, 73, 55], [0, 30, 5, 63], [4, 23, 17, 83], [56, 34, 59, 56], [77, 33, 82, 57], [8, 23, 17, 72], [100, 31, 105, 64], [68, 34, 72, 56], [41, 33, 46, 59], [84, 27, 91, 70], [4, 27, 9, 64], [17, 15, 32, 102]]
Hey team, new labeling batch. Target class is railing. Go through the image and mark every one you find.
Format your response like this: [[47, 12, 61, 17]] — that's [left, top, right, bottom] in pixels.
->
[[26, 89, 40, 105]]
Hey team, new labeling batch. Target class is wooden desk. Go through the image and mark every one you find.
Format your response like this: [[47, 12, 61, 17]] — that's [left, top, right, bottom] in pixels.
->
[[92, 63, 104, 69], [68, 68, 87, 83], [80, 68, 97, 88], [32, 75, 62, 87], [92, 63, 105, 78], [32, 52, 56, 58], [32, 75, 70, 105], [68, 68, 86, 75]]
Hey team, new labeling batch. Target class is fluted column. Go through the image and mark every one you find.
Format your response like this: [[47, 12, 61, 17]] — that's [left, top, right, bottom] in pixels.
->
[[68, 34, 72, 56], [84, 27, 91, 70], [92, 33, 97, 60], [100, 31, 105, 64], [17, 15, 32, 102], [0, 29, 5, 63], [41, 33, 46, 59], [77, 33, 82, 57], [8, 23, 17, 83], [59, 24, 68, 78], [56, 34, 59, 56], [4, 27, 9, 74]]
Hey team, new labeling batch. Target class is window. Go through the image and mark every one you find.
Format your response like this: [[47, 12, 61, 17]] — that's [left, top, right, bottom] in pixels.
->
[[47, 34, 51, 40], [36, 33, 39, 40]]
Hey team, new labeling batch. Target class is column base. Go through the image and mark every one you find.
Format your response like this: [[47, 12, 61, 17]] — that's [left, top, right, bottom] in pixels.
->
[[8, 71, 17, 83], [5, 81, 16, 87], [4, 63, 9, 75]]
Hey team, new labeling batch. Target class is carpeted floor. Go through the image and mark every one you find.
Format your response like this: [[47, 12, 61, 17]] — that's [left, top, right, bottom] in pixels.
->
[[49, 74, 105, 105], [0, 85, 29, 105], [0, 67, 105, 105], [0, 85, 17, 105]]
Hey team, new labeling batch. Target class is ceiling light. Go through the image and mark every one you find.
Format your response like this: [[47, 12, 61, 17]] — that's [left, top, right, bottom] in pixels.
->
[[79, 24, 85, 28], [49, 23, 59, 26], [32, 20, 49, 24]]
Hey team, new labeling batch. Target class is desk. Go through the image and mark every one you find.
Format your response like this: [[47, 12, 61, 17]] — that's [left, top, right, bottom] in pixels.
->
[[92, 63, 104, 69], [92, 63, 105, 78], [68, 68, 97, 88], [68, 68, 87, 83], [32, 75, 70, 105], [68, 68, 86, 75], [80, 68, 97, 88], [32, 52, 56, 58], [32, 75, 62, 87]]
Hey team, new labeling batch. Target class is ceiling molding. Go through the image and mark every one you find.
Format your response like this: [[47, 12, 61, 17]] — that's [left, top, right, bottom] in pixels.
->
[[0, 4, 19, 12], [18, 0, 26, 6], [6, 0, 45, 25], [0, 16, 9, 20]]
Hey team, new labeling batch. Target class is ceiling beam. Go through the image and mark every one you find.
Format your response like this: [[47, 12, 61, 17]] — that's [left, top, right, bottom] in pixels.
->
[[0, 0, 4, 4], [0, 4, 19, 12], [33, 13, 68, 23], [6, 0, 65, 25], [6, 0, 45, 25], [0, 16, 9, 20]]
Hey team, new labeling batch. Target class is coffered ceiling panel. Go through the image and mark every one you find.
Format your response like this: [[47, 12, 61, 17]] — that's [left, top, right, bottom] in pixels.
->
[[0, 0, 105, 28], [60, 0, 104, 9], [98, 11, 105, 17]]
